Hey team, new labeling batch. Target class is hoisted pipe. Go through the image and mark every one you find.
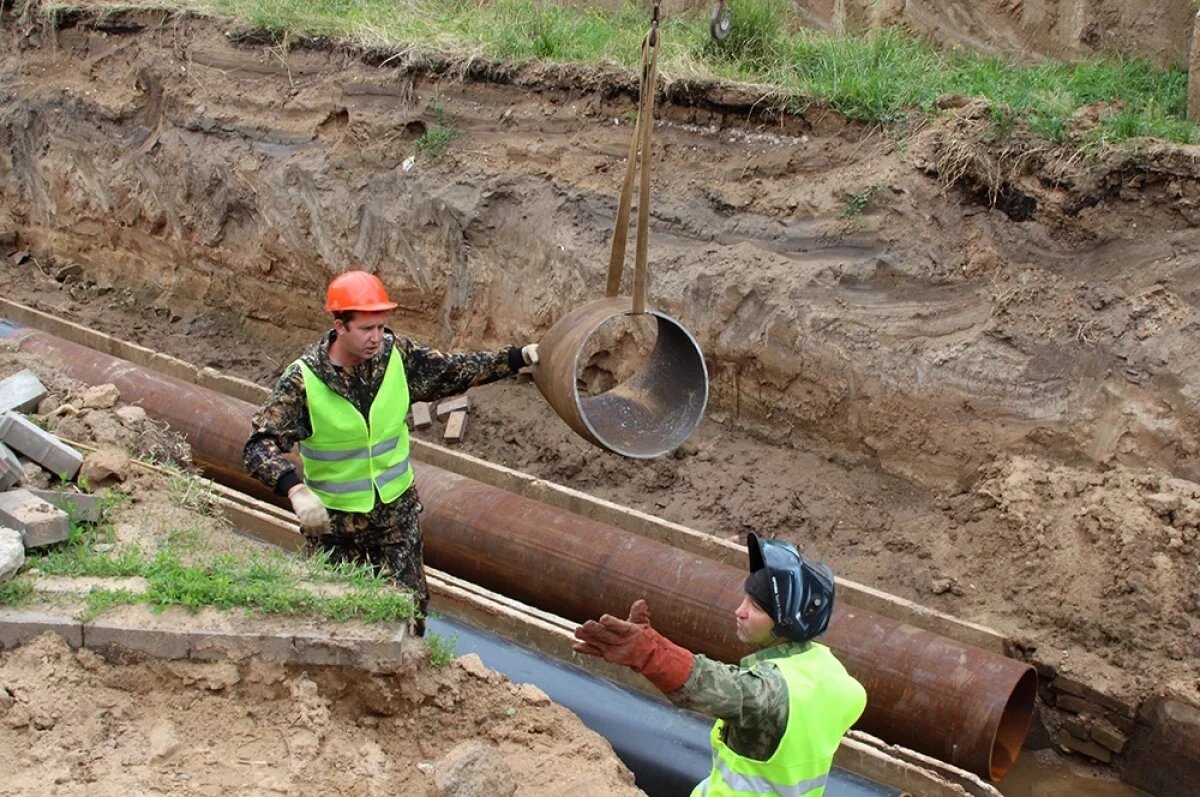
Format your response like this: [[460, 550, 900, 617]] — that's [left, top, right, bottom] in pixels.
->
[[0, 320, 1036, 781]]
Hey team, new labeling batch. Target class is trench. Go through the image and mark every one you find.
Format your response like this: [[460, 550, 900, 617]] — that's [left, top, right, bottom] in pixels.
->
[[0, 310, 1156, 797], [430, 613, 1147, 797], [429, 614, 897, 797]]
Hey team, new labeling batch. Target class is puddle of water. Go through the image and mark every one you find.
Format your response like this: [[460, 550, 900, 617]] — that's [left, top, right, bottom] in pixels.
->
[[999, 750, 1151, 797]]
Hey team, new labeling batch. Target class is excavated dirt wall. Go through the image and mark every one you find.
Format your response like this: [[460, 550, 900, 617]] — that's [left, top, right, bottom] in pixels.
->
[[3, 9, 1200, 495]]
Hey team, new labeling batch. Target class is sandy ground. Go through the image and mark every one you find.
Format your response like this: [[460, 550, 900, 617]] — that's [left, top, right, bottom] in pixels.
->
[[0, 631, 641, 796], [0, 2, 1199, 790]]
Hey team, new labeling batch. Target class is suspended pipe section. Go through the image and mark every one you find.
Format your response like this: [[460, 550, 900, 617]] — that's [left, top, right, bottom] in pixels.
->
[[0, 320, 1036, 781]]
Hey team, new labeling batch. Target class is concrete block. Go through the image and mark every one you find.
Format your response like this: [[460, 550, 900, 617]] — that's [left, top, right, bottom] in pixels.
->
[[187, 627, 297, 664], [410, 401, 432, 430], [0, 489, 71, 548], [24, 487, 104, 523], [0, 442, 19, 490], [290, 630, 362, 667], [291, 628, 405, 670], [0, 411, 83, 480], [444, 410, 468, 443], [1122, 697, 1200, 797], [83, 618, 191, 660], [0, 607, 83, 650], [0, 369, 47, 414], [436, 396, 470, 417]]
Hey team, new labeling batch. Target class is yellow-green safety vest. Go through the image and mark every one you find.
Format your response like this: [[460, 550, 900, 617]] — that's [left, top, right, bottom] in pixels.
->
[[693, 643, 867, 797], [296, 349, 413, 512]]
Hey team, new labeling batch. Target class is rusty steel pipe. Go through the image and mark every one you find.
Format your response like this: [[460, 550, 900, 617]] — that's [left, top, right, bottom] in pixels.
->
[[533, 297, 708, 459], [1, 320, 1035, 781]]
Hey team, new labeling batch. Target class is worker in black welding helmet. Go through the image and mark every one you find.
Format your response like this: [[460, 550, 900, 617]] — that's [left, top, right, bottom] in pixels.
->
[[573, 533, 866, 797]]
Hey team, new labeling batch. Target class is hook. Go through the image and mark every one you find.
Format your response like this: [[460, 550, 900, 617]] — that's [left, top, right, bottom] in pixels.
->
[[710, 0, 732, 40]]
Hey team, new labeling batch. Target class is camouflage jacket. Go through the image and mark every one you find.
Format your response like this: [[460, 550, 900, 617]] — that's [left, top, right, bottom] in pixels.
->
[[243, 328, 523, 496], [665, 641, 812, 761]]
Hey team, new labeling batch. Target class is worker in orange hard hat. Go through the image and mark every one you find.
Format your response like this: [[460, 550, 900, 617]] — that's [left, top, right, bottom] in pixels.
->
[[243, 270, 540, 636]]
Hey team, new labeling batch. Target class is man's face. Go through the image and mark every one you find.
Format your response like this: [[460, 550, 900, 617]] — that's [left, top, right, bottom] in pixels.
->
[[334, 311, 389, 364], [735, 593, 776, 646]]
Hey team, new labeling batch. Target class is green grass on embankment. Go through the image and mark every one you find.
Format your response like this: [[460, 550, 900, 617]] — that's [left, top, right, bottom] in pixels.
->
[[36, 0, 1197, 147]]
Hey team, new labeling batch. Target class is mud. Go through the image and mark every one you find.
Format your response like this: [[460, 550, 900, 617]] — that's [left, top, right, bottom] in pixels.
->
[[1, 0, 1199, 771]]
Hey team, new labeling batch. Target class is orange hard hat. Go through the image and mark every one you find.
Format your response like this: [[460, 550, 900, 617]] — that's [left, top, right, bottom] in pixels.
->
[[325, 270, 398, 313]]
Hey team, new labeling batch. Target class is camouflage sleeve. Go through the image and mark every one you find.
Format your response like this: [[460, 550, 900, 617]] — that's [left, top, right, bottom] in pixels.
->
[[664, 654, 789, 760], [242, 362, 312, 493], [398, 337, 521, 404]]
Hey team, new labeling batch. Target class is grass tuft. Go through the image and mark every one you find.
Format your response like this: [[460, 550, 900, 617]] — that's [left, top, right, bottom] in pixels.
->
[[10, 502, 416, 624]]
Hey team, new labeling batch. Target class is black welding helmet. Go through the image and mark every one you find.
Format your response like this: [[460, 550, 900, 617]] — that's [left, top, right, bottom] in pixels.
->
[[746, 533, 836, 643]]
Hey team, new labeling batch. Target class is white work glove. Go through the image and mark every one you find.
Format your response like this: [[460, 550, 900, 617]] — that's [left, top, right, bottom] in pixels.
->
[[521, 344, 540, 366], [288, 484, 331, 538]]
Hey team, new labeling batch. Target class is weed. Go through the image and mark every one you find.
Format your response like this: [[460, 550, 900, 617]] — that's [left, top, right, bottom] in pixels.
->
[[0, 579, 33, 607], [166, 469, 220, 517], [22, 515, 416, 625], [415, 126, 458, 159], [838, 185, 878, 219], [425, 631, 458, 667], [79, 588, 145, 622]]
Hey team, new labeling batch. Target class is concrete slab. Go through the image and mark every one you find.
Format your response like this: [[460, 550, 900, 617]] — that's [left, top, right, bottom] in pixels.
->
[[0, 411, 84, 480], [289, 626, 407, 670], [0, 489, 71, 548], [84, 617, 192, 660], [0, 369, 47, 415], [25, 487, 104, 523], [0, 606, 83, 649], [187, 627, 298, 664], [436, 396, 470, 417]]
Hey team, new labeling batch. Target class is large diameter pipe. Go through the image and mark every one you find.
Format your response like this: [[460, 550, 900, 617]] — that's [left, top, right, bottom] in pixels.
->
[[532, 297, 709, 459], [1, 321, 1035, 781]]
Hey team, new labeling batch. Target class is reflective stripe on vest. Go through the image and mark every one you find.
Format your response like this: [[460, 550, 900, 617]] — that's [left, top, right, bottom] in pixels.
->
[[696, 764, 827, 797], [296, 348, 413, 512], [692, 643, 867, 797]]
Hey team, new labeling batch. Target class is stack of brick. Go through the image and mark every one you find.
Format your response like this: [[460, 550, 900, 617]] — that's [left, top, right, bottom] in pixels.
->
[[1036, 666, 1134, 764], [0, 369, 87, 557]]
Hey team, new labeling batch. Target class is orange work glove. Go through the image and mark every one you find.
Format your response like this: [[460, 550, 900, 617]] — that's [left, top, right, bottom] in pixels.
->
[[573, 599, 694, 693]]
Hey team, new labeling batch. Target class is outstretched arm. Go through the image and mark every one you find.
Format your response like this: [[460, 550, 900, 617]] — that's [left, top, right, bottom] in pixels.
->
[[573, 599, 694, 693], [399, 337, 536, 404]]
